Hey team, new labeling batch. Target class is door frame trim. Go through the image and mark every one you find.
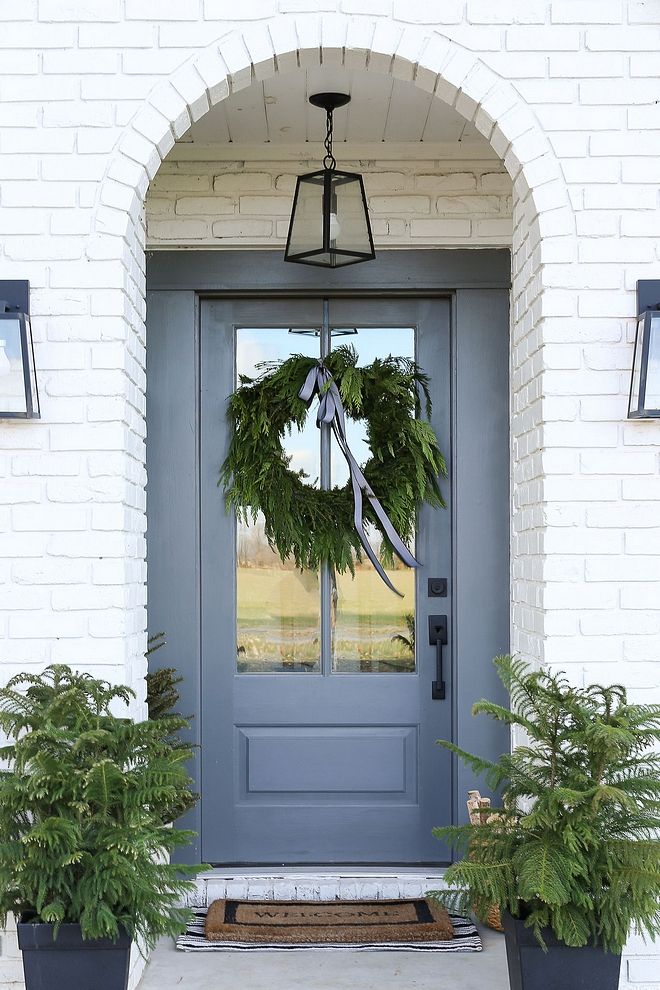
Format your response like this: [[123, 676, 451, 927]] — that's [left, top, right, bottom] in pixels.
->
[[146, 248, 511, 294], [146, 249, 511, 864]]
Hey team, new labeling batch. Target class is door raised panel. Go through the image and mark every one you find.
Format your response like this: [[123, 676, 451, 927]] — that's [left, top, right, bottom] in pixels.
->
[[239, 726, 417, 799]]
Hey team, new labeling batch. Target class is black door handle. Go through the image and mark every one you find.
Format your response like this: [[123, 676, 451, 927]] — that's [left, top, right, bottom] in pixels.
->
[[429, 615, 448, 700]]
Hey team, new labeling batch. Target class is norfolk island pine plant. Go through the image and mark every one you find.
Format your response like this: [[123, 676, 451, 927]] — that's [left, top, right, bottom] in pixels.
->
[[0, 665, 203, 990], [432, 655, 660, 990]]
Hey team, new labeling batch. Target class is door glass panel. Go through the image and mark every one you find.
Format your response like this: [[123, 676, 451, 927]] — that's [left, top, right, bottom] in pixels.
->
[[330, 327, 417, 673], [236, 328, 321, 672]]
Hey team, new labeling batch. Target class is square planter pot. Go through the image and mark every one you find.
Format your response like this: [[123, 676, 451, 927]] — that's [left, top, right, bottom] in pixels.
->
[[17, 918, 131, 990], [502, 911, 621, 990]]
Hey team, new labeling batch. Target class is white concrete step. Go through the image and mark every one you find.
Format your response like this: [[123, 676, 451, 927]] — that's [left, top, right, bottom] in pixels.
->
[[187, 870, 448, 908]]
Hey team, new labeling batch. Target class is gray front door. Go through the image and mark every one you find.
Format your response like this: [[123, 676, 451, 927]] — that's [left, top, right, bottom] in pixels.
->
[[200, 298, 452, 864], [145, 250, 511, 867]]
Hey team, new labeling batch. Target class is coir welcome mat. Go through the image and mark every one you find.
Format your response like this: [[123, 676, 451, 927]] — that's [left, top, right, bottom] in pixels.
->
[[176, 899, 482, 952]]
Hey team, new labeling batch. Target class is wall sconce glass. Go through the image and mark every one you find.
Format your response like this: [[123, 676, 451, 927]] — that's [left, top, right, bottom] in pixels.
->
[[0, 281, 40, 419], [284, 93, 375, 268], [629, 280, 660, 419]]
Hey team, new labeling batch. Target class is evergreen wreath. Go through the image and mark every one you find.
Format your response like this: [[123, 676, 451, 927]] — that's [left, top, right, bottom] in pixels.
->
[[220, 343, 447, 578]]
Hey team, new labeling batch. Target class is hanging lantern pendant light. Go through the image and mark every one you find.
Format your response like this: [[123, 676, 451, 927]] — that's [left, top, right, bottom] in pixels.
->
[[284, 93, 376, 268]]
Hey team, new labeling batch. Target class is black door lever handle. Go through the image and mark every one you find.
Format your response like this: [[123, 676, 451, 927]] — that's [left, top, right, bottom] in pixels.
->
[[429, 615, 448, 700]]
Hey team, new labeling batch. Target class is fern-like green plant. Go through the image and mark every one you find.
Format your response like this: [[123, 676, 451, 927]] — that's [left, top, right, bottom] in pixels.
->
[[432, 655, 660, 953], [0, 665, 203, 949], [145, 633, 181, 720], [145, 634, 199, 823], [391, 612, 415, 656]]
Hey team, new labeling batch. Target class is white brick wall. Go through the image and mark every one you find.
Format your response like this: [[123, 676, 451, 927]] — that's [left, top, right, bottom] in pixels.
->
[[1, 3, 660, 987], [146, 158, 512, 248]]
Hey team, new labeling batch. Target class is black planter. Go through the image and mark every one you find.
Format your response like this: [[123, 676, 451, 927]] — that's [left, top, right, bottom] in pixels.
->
[[502, 911, 621, 990], [17, 918, 131, 990]]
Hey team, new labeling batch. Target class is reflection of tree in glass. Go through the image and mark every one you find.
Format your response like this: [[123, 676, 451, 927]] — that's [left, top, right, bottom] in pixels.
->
[[391, 613, 415, 656], [280, 614, 317, 670], [237, 643, 247, 672], [237, 510, 321, 671], [238, 516, 281, 568]]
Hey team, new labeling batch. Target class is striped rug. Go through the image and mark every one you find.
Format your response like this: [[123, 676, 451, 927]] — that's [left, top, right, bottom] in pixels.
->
[[176, 905, 482, 952]]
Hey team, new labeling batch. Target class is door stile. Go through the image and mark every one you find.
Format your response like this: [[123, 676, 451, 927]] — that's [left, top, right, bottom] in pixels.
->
[[320, 298, 333, 676], [449, 288, 459, 848]]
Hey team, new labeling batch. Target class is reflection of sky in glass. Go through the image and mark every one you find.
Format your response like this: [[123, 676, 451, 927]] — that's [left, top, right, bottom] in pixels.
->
[[236, 327, 320, 378], [0, 318, 28, 410], [331, 328, 415, 488], [0, 318, 23, 361], [237, 327, 321, 481]]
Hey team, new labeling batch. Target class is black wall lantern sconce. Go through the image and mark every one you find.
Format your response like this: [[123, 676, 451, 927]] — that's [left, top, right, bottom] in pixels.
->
[[0, 280, 40, 419], [284, 93, 376, 268], [628, 279, 660, 419]]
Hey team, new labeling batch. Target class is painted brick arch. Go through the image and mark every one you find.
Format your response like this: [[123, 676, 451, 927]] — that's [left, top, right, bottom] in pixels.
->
[[89, 14, 577, 687], [93, 15, 575, 254]]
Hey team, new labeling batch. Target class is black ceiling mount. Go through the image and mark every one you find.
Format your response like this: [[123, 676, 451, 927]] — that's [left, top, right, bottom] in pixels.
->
[[308, 92, 351, 112], [637, 280, 660, 314], [0, 280, 29, 315]]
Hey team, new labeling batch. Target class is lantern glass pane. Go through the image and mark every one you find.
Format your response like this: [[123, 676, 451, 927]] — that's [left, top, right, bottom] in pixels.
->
[[629, 315, 645, 415], [0, 316, 28, 416], [644, 313, 660, 411], [285, 173, 325, 261], [285, 168, 374, 267], [331, 172, 372, 259]]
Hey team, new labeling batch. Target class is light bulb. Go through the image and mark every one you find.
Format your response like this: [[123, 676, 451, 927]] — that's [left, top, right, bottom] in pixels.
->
[[329, 211, 341, 242], [0, 341, 10, 378]]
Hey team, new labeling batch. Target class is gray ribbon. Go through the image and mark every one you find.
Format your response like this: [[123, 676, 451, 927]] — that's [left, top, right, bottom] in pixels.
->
[[299, 362, 420, 598]]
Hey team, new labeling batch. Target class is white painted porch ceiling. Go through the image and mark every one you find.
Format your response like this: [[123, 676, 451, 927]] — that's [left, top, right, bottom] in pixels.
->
[[182, 66, 486, 148]]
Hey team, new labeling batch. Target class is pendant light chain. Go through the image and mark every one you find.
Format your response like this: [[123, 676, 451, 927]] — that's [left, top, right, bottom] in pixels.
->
[[322, 109, 336, 171]]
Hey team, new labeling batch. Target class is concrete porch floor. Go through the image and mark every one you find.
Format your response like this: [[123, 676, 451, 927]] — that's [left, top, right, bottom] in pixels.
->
[[138, 925, 508, 990]]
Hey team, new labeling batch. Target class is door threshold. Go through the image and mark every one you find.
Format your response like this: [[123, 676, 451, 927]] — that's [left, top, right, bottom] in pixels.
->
[[198, 866, 449, 878]]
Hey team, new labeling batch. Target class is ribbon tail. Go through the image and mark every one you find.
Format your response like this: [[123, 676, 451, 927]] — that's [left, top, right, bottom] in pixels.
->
[[334, 421, 409, 597], [301, 364, 418, 598], [365, 491, 420, 570], [332, 410, 419, 571], [349, 471, 405, 599]]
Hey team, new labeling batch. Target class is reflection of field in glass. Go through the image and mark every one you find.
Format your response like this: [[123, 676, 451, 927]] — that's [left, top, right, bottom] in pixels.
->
[[237, 566, 415, 674], [237, 564, 320, 672], [334, 566, 414, 673]]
